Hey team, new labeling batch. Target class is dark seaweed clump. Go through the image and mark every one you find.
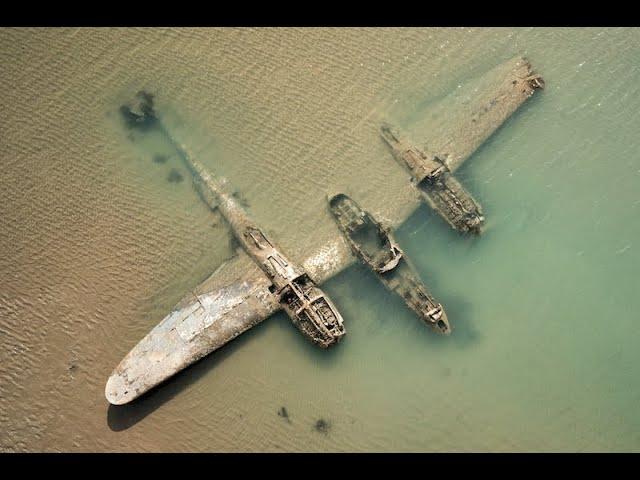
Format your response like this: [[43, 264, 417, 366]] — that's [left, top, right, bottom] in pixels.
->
[[314, 418, 330, 434], [277, 406, 291, 423], [228, 235, 241, 253], [167, 168, 184, 183], [153, 154, 169, 164], [232, 190, 250, 209], [119, 90, 158, 132]]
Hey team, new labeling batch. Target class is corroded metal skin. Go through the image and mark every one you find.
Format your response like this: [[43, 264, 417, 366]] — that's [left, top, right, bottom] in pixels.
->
[[182, 151, 346, 349], [380, 123, 485, 234], [328, 193, 450, 334], [106, 56, 544, 405]]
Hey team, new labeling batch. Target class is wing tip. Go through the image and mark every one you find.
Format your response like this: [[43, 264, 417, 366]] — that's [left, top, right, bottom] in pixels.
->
[[105, 370, 136, 405]]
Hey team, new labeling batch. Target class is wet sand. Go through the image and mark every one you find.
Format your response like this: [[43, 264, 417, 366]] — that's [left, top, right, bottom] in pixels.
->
[[1, 28, 640, 451]]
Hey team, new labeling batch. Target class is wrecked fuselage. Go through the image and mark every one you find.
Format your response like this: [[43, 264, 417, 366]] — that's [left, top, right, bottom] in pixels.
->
[[380, 123, 485, 235], [328, 193, 450, 334]]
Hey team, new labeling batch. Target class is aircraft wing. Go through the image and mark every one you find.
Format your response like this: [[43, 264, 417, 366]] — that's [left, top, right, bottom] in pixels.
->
[[413, 56, 544, 173], [106, 56, 542, 405], [106, 250, 277, 405]]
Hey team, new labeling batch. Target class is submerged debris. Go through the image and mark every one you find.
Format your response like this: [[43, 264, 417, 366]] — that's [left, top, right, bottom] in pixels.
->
[[314, 418, 331, 434], [153, 154, 169, 164], [119, 90, 158, 132], [277, 406, 291, 423], [167, 168, 184, 184], [228, 235, 241, 252], [232, 190, 251, 209]]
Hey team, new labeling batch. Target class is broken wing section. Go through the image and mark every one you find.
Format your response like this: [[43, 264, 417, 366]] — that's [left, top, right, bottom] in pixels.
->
[[419, 56, 544, 173], [105, 250, 280, 405]]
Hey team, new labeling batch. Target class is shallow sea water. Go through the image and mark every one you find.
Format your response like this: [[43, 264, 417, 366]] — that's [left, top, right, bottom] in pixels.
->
[[1, 28, 640, 451]]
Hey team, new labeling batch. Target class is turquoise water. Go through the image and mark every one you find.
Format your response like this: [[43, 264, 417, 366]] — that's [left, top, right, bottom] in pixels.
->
[[2, 28, 640, 451]]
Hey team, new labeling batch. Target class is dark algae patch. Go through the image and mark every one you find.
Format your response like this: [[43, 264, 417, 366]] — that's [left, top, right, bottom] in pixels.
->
[[232, 191, 251, 209], [314, 418, 330, 434], [277, 406, 291, 423], [167, 168, 184, 184]]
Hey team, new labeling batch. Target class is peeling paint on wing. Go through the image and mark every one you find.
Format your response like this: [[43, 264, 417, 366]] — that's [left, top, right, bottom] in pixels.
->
[[170, 301, 203, 341], [174, 303, 208, 342], [175, 283, 250, 342]]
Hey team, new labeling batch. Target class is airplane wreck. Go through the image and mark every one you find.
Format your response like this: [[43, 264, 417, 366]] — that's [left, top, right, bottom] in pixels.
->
[[106, 56, 544, 405]]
